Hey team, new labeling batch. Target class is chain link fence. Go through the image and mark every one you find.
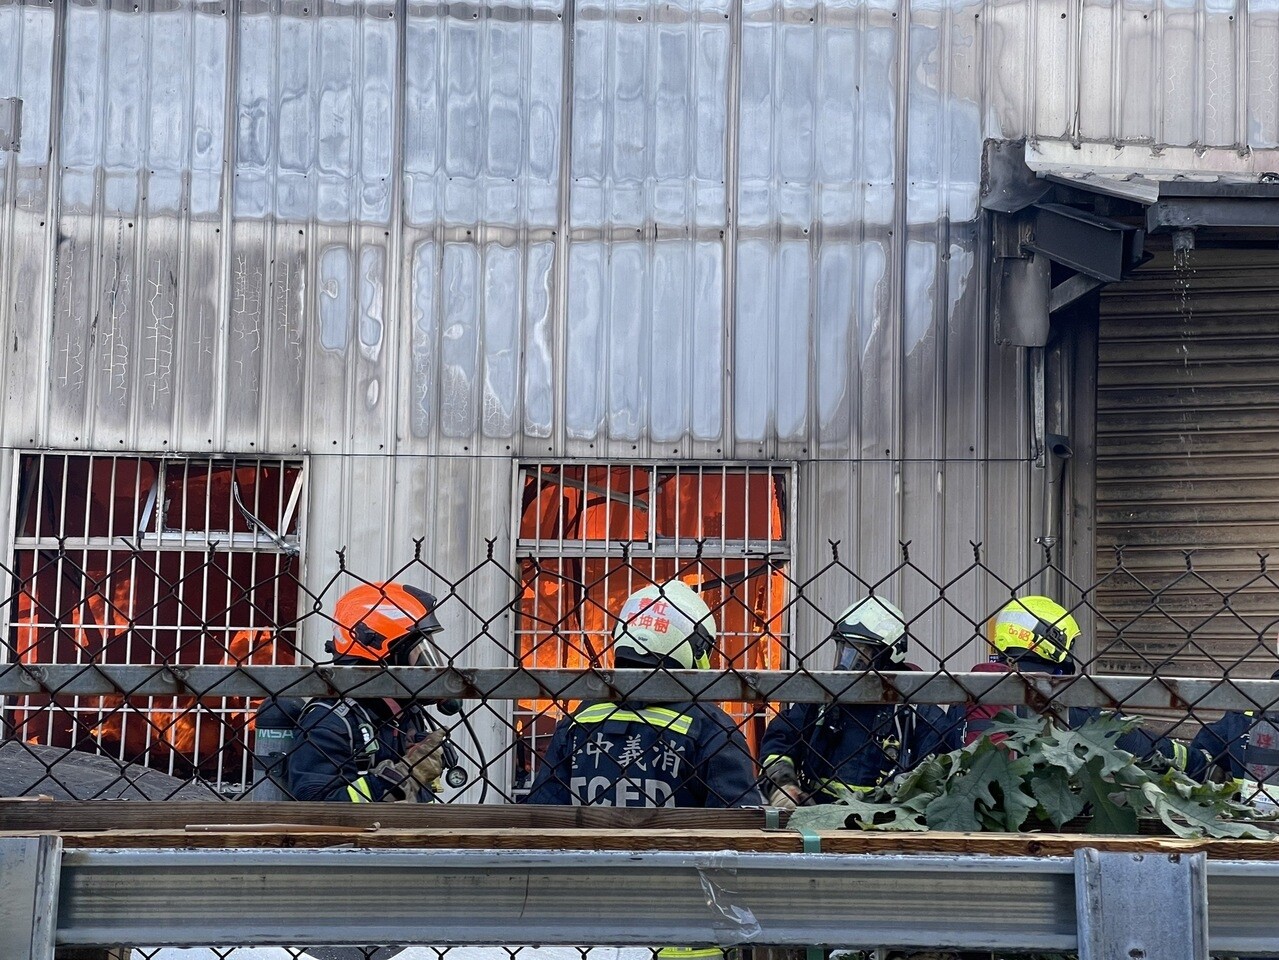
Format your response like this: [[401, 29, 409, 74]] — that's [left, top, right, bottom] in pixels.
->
[[61, 949, 683, 960], [3, 448, 1275, 960], [7, 523, 1279, 960], [118, 948, 659, 960], [3, 528, 1279, 804], [70, 949, 989, 960]]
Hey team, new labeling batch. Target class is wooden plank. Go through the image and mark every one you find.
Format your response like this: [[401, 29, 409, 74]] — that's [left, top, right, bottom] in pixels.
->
[[820, 831, 1279, 861], [6, 827, 805, 853], [0, 801, 779, 834], [6, 827, 1278, 860]]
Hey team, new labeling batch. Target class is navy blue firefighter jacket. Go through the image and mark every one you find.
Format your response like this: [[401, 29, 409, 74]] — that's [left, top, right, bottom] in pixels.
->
[[522, 700, 764, 808], [760, 698, 957, 802], [287, 697, 436, 803]]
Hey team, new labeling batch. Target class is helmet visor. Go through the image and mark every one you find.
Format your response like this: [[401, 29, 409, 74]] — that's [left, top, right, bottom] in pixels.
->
[[406, 639, 434, 669], [833, 639, 879, 672], [392, 626, 445, 668]]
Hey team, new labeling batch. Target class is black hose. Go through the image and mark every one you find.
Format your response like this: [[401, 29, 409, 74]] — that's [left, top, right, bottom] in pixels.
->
[[418, 701, 490, 804], [457, 707, 490, 804]]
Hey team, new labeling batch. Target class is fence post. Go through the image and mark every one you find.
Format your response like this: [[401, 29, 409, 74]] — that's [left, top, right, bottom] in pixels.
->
[[1075, 849, 1208, 960], [0, 835, 61, 960]]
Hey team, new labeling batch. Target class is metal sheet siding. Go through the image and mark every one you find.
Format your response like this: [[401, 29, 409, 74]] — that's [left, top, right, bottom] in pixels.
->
[[3, 0, 1278, 666], [1021, 1, 1279, 179], [1095, 249, 1279, 678]]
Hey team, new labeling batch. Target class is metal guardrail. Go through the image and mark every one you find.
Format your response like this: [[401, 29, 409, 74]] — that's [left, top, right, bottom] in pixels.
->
[[10, 837, 1279, 958], [6, 664, 1279, 712], [54, 848, 1076, 951]]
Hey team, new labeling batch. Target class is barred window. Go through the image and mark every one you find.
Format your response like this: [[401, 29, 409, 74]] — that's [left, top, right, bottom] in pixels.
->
[[3, 453, 304, 792], [512, 462, 792, 793]]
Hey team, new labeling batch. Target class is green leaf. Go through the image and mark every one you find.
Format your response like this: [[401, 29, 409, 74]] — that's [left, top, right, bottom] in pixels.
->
[[922, 788, 983, 832], [987, 754, 1039, 831], [922, 739, 1000, 831], [1138, 780, 1275, 840], [787, 804, 856, 832], [982, 711, 1051, 750], [1028, 766, 1086, 828], [1078, 758, 1139, 835], [788, 798, 929, 833], [887, 755, 950, 802], [844, 798, 929, 832], [897, 790, 938, 814], [1036, 717, 1136, 778], [923, 739, 1037, 831], [1064, 715, 1142, 776], [1083, 798, 1138, 835]]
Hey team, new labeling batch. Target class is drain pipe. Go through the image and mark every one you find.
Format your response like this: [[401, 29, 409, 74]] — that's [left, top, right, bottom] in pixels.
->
[[1041, 433, 1073, 599], [1171, 228, 1196, 257]]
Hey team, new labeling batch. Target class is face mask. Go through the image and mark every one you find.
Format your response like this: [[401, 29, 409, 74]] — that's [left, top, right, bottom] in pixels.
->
[[393, 633, 443, 668], [834, 640, 879, 672]]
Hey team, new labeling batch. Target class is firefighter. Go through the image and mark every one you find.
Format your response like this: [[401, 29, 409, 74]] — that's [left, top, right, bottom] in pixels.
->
[[1189, 659, 1279, 810], [522, 580, 763, 808], [286, 581, 447, 802], [759, 597, 955, 809], [951, 595, 1204, 778]]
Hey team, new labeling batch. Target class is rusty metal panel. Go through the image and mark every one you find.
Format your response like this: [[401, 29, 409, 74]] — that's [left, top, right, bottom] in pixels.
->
[[1095, 248, 1279, 678]]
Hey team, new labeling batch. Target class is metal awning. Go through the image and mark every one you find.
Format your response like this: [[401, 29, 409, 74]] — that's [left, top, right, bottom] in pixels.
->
[[984, 139, 1279, 346], [1025, 140, 1279, 232]]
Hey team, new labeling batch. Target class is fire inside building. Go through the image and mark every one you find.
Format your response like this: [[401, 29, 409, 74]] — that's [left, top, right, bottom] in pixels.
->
[[0, 0, 1277, 803]]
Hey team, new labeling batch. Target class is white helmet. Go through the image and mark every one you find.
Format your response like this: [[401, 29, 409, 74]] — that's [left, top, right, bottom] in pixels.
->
[[613, 581, 716, 671], [830, 596, 908, 670]]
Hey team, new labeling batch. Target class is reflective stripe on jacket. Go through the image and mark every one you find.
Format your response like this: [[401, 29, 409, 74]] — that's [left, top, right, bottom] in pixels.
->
[[522, 699, 763, 808]]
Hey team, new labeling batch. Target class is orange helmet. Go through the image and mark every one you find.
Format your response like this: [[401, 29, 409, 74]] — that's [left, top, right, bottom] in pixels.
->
[[330, 582, 443, 665]]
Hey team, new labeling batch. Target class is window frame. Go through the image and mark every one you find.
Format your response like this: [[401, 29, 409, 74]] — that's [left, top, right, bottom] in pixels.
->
[[508, 459, 797, 794], [1, 450, 308, 792]]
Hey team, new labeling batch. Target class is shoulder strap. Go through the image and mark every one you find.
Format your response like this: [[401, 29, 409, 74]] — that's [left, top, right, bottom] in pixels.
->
[[897, 702, 917, 742], [298, 698, 378, 776]]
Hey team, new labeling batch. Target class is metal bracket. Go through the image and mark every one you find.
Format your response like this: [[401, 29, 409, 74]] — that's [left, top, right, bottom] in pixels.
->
[[1147, 196, 1279, 231], [0, 836, 61, 960], [1048, 272, 1107, 315], [1074, 849, 1208, 960], [981, 139, 1052, 214], [992, 252, 1050, 346], [1023, 204, 1143, 283]]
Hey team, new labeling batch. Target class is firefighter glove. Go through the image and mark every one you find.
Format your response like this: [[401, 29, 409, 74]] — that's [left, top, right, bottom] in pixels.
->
[[403, 729, 447, 787], [768, 784, 804, 811], [375, 729, 447, 799]]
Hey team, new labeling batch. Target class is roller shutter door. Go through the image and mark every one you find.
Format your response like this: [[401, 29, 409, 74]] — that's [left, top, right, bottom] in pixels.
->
[[1094, 249, 1279, 678]]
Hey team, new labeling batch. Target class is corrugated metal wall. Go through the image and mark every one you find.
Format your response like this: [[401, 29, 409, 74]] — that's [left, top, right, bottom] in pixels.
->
[[1095, 249, 1279, 678], [2, 0, 1279, 670]]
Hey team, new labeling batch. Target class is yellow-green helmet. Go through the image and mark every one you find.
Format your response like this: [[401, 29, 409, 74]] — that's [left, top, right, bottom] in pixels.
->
[[613, 581, 716, 670], [992, 595, 1080, 665], [830, 596, 909, 670]]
